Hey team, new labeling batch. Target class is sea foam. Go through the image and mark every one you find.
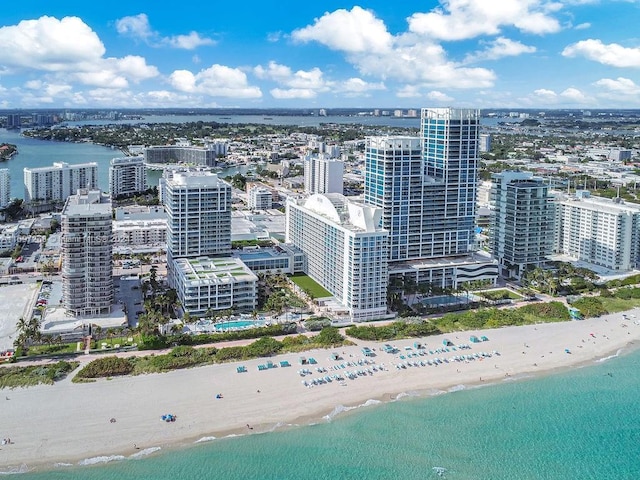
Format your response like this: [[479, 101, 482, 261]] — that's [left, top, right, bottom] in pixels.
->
[[595, 349, 622, 363], [77, 455, 126, 466], [0, 463, 30, 475], [447, 384, 466, 393], [130, 447, 161, 459], [323, 399, 381, 421], [195, 436, 217, 444]]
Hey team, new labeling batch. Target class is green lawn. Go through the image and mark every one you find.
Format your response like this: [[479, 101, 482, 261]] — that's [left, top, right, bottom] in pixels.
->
[[479, 289, 523, 301], [290, 274, 332, 299]]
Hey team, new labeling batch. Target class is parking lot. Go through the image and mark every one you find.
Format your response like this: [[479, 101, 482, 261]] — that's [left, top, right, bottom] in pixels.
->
[[0, 282, 40, 351]]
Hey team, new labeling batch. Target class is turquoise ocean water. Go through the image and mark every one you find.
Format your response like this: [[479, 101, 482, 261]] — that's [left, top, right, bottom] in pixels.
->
[[14, 347, 640, 480]]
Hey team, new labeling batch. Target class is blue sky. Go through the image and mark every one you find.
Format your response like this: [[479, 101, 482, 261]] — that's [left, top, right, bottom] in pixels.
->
[[1, 1, 639, 109]]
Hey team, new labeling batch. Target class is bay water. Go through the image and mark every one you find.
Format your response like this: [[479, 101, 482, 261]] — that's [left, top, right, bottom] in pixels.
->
[[12, 346, 640, 479], [0, 128, 252, 200]]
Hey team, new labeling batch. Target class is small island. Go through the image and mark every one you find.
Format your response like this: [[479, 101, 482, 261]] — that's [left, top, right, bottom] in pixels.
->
[[0, 143, 17, 161]]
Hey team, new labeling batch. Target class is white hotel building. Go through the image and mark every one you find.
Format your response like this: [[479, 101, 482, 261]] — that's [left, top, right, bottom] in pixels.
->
[[286, 193, 389, 321], [24, 162, 98, 205], [554, 191, 640, 272]]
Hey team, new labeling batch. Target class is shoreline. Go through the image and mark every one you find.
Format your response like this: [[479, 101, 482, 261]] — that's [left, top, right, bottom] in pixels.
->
[[3, 311, 640, 474]]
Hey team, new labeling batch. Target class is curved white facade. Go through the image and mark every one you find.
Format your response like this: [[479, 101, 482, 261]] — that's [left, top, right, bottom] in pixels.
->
[[286, 194, 389, 321]]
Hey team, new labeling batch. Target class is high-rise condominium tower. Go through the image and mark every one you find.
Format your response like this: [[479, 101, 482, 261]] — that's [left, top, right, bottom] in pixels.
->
[[365, 108, 480, 261], [61, 189, 113, 316], [490, 171, 553, 279], [162, 169, 232, 261], [420, 107, 479, 257], [0, 169, 9, 208]]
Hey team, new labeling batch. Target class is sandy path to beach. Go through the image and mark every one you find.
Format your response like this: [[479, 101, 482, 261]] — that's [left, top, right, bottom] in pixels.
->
[[1, 310, 639, 472]]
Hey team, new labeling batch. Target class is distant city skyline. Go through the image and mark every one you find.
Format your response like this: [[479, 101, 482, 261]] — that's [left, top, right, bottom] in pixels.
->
[[1, 1, 640, 109]]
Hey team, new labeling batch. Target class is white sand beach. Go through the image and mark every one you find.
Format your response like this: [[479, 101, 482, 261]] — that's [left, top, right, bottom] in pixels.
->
[[1, 310, 639, 472]]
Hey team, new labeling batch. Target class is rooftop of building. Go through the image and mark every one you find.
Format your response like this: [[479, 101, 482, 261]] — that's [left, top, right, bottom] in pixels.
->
[[231, 209, 285, 241], [164, 169, 227, 188], [25, 161, 98, 172], [62, 189, 112, 216], [555, 191, 640, 213], [293, 193, 385, 234], [173, 256, 258, 284], [114, 205, 166, 221], [113, 218, 167, 229], [110, 156, 144, 165]]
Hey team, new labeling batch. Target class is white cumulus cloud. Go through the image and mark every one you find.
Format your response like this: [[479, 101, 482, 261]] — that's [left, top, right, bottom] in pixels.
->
[[169, 65, 262, 98], [291, 8, 495, 89], [594, 77, 640, 95], [0, 16, 159, 92], [408, 0, 562, 41], [560, 87, 587, 102], [526, 86, 589, 105], [562, 39, 640, 67], [116, 13, 214, 50], [292, 6, 393, 53], [164, 32, 216, 50], [255, 62, 331, 98], [0, 16, 105, 72], [396, 85, 423, 98], [396, 86, 454, 102], [464, 37, 536, 63], [334, 78, 386, 94], [115, 13, 154, 40], [427, 90, 454, 102], [270, 88, 318, 99]]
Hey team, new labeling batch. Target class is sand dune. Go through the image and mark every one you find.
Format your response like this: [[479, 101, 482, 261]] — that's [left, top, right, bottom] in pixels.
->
[[1, 310, 639, 472]]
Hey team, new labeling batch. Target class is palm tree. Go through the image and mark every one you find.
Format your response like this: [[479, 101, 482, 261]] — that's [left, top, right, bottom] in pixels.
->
[[15, 317, 28, 337], [92, 325, 102, 341]]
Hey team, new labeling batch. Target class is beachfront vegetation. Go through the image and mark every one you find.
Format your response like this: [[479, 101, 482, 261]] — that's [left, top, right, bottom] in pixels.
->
[[570, 297, 607, 318], [605, 274, 640, 289], [0, 361, 78, 389], [73, 327, 351, 380], [522, 263, 598, 296], [346, 303, 571, 341], [346, 320, 440, 341], [74, 357, 135, 381], [139, 323, 298, 350], [303, 317, 332, 331], [256, 273, 308, 315]]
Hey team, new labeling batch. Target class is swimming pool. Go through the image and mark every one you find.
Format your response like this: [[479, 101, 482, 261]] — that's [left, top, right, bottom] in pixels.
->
[[213, 320, 266, 331], [421, 295, 467, 306]]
